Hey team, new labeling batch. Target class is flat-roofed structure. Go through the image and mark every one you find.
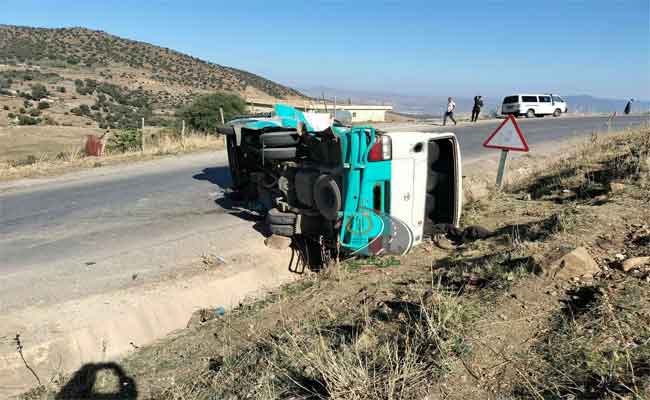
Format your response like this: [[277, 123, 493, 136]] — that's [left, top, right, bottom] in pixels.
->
[[247, 98, 393, 122]]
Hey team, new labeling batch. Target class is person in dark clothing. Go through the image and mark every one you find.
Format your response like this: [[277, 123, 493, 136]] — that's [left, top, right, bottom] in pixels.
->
[[471, 95, 484, 122], [624, 99, 633, 115]]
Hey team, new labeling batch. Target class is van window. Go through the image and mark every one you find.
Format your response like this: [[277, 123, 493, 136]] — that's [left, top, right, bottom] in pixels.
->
[[503, 96, 519, 104], [522, 96, 537, 102], [539, 96, 551, 103], [552, 96, 564, 103]]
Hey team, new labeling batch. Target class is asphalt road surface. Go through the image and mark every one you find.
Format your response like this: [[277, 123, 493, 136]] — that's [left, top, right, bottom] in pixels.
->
[[0, 115, 647, 312]]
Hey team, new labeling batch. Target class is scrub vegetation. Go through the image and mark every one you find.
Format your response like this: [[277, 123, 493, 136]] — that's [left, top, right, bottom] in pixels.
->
[[21, 126, 650, 399], [0, 24, 306, 172]]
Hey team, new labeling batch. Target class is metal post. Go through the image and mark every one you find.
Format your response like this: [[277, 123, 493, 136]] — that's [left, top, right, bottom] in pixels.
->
[[181, 120, 185, 147], [496, 149, 509, 188], [141, 117, 145, 152]]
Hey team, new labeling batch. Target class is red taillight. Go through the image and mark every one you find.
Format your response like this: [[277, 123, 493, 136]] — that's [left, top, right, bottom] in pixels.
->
[[368, 135, 392, 161]]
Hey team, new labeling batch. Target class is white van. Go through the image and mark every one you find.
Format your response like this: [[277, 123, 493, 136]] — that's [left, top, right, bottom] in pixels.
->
[[501, 94, 568, 118]]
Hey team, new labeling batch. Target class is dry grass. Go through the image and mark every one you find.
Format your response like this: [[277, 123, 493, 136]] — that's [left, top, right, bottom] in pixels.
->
[[515, 127, 650, 199], [18, 126, 650, 400], [0, 133, 224, 181]]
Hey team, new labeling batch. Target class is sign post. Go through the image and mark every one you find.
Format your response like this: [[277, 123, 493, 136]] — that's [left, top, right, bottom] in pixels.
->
[[495, 149, 509, 187], [482, 115, 529, 188]]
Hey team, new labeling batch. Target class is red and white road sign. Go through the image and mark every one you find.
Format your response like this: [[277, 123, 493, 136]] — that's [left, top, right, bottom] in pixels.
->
[[483, 115, 529, 152]]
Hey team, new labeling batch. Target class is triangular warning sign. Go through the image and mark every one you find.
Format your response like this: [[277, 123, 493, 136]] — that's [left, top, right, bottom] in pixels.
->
[[483, 115, 529, 152]]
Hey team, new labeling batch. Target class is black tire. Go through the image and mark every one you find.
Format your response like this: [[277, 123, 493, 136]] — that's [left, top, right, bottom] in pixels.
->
[[226, 135, 243, 189], [269, 223, 294, 237], [267, 208, 296, 225], [526, 109, 535, 118], [260, 131, 299, 147], [262, 147, 297, 161], [553, 109, 562, 117], [313, 175, 342, 220]]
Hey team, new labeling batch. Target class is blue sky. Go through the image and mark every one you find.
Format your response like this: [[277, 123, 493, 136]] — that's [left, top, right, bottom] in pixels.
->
[[2, 0, 649, 99]]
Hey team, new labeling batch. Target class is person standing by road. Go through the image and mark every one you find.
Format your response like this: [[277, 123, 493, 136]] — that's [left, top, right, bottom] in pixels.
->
[[443, 97, 456, 126], [624, 98, 633, 115], [471, 95, 483, 122]]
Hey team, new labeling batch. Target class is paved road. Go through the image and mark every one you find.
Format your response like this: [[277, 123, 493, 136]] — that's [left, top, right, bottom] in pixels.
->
[[382, 114, 648, 160], [0, 115, 647, 312]]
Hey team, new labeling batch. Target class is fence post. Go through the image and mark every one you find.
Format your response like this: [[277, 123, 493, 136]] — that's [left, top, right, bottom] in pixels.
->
[[219, 107, 225, 125], [140, 117, 145, 152], [181, 120, 186, 148]]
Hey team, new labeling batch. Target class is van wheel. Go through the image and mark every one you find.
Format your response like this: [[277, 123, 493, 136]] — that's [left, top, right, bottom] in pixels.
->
[[553, 109, 562, 117], [526, 109, 535, 118]]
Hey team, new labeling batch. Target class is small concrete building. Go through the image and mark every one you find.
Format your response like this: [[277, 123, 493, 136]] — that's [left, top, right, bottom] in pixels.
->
[[247, 99, 393, 122]]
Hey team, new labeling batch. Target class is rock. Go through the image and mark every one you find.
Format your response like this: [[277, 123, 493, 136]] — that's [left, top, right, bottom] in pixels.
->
[[614, 253, 626, 261], [264, 234, 292, 250], [547, 247, 600, 280], [434, 235, 455, 250], [620, 256, 650, 272], [187, 308, 213, 328], [609, 182, 625, 192]]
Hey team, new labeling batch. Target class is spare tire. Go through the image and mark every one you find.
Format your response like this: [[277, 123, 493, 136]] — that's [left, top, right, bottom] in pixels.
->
[[262, 147, 297, 161], [260, 131, 299, 147], [267, 208, 297, 225], [313, 175, 342, 220]]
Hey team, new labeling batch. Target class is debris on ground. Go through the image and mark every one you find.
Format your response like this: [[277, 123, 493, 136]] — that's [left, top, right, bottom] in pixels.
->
[[546, 246, 600, 279]]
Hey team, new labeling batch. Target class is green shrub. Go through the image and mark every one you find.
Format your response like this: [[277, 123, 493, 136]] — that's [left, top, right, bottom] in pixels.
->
[[106, 129, 141, 153], [176, 92, 246, 132], [8, 112, 15, 118], [57, 86, 66, 93], [2, 105, 9, 110], [37, 101, 50, 110], [29, 109, 41, 117], [30, 83, 49, 100], [71, 104, 91, 117], [18, 115, 40, 125], [19, 108, 26, 114]]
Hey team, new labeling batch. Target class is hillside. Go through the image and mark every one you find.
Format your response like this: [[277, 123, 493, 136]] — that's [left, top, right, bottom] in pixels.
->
[[0, 25, 304, 132]]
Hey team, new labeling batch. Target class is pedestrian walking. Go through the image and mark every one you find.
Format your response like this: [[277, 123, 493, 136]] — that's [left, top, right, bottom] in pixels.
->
[[443, 97, 456, 126], [471, 95, 483, 122], [624, 98, 633, 115]]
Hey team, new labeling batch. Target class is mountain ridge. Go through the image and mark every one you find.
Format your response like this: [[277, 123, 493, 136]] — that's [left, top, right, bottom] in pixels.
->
[[0, 24, 304, 100]]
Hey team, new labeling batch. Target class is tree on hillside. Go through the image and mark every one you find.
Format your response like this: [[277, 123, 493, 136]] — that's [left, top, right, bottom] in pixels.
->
[[30, 84, 49, 101], [176, 92, 247, 132]]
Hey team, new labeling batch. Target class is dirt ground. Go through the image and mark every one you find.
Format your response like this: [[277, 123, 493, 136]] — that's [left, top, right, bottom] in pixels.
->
[[0, 125, 103, 161], [19, 128, 650, 400]]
